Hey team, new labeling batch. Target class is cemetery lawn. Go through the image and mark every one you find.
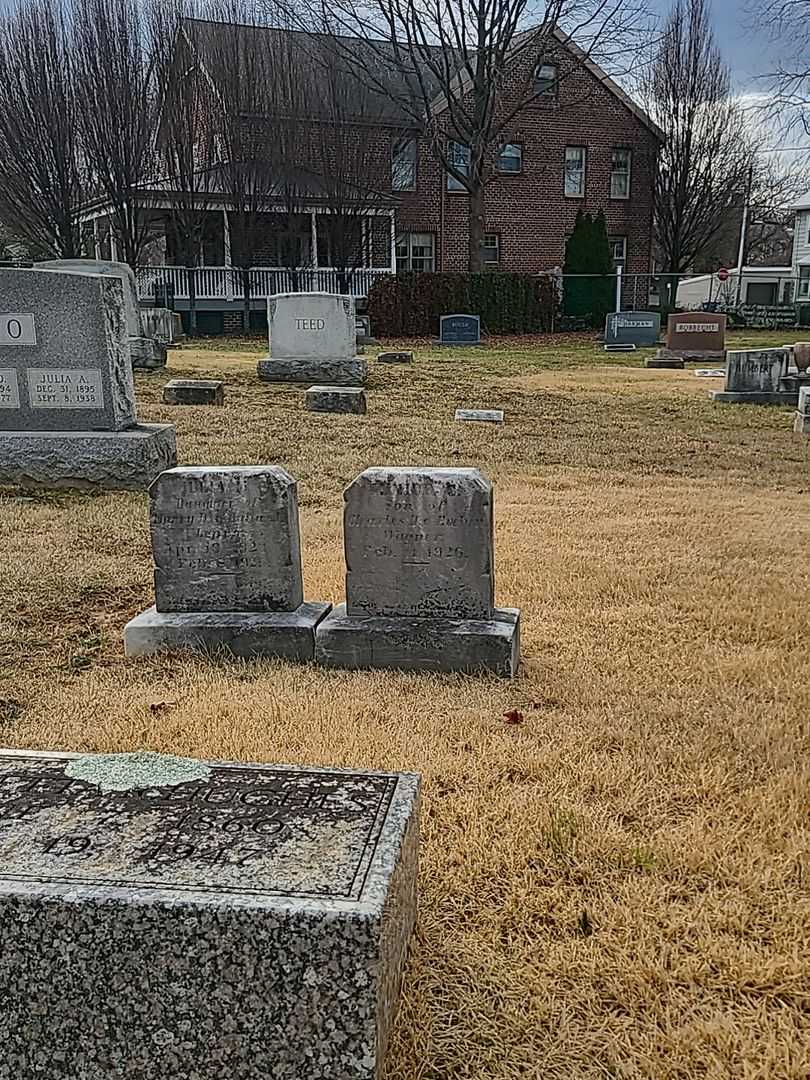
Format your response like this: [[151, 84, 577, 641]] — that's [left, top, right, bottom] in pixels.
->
[[4, 329, 810, 1079]]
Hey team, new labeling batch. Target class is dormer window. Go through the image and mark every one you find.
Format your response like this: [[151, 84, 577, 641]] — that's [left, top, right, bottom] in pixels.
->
[[534, 62, 558, 101]]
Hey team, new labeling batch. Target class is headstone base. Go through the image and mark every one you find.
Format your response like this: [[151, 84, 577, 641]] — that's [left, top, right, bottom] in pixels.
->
[[257, 357, 368, 386], [315, 603, 520, 677], [305, 386, 366, 414], [163, 379, 224, 406], [0, 423, 176, 490], [130, 336, 168, 370], [645, 357, 685, 369], [124, 602, 332, 660], [710, 390, 798, 406], [654, 348, 725, 363], [377, 351, 413, 364]]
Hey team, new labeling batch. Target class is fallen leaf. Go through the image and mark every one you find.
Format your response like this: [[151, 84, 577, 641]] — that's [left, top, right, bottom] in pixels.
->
[[503, 709, 525, 725]]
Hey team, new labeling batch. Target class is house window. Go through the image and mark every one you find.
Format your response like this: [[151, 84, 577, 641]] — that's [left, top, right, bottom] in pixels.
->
[[447, 141, 470, 191], [534, 62, 558, 100], [392, 135, 417, 191], [497, 143, 523, 173], [609, 236, 627, 272], [799, 266, 810, 298], [482, 233, 500, 265], [396, 232, 435, 272], [564, 146, 586, 197], [611, 148, 632, 199]]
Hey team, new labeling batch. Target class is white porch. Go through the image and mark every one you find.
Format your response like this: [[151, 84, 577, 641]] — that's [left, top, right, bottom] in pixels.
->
[[134, 265, 392, 304]]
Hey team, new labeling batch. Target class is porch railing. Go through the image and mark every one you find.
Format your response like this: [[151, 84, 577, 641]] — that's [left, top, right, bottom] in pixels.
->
[[135, 265, 392, 303]]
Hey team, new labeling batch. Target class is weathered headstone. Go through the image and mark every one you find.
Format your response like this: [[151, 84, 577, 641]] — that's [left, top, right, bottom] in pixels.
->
[[315, 467, 520, 675], [0, 747, 419, 1080], [257, 293, 367, 386], [355, 315, 377, 347], [377, 351, 413, 364], [143, 307, 186, 346], [455, 408, 504, 423], [650, 312, 726, 366], [604, 311, 661, 349], [0, 268, 175, 489], [794, 385, 810, 433], [162, 379, 224, 406], [305, 385, 366, 414], [438, 314, 481, 345], [711, 348, 798, 405], [124, 466, 330, 658], [36, 259, 167, 370]]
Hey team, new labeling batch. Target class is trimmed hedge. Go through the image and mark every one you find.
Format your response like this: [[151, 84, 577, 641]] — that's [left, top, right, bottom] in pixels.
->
[[367, 271, 560, 337]]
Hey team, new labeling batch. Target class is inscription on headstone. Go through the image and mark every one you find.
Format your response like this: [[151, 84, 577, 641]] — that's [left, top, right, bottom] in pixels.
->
[[0, 314, 36, 346], [439, 314, 481, 345], [0, 753, 400, 900], [605, 311, 660, 348], [344, 467, 494, 619], [150, 466, 304, 613], [27, 368, 104, 409], [268, 293, 355, 360], [0, 370, 20, 408], [666, 311, 726, 353]]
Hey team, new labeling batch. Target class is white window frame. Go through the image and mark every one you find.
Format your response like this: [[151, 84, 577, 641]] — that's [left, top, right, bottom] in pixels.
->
[[392, 135, 417, 192], [564, 146, 586, 198], [611, 148, 632, 199], [608, 235, 627, 272], [447, 140, 471, 191], [396, 232, 435, 272], [534, 62, 558, 100], [799, 266, 810, 299], [481, 233, 501, 265], [497, 143, 523, 173]]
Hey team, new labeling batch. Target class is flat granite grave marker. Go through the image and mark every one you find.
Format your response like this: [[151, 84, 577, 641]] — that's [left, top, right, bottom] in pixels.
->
[[36, 258, 167, 370], [315, 467, 520, 675], [604, 311, 661, 349], [455, 408, 504, 423], [438, 313, 481, 345], [305, 385, 367, 414], [0, 747, 419, 1080], [258, 293, 367, 386], [162, 378, 224, 406], [0, 268, 175, 489], [124, 466, 330, 659]]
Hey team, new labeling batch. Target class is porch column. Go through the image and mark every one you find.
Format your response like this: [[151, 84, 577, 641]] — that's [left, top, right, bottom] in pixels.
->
[[389, 210, 397, 273], [222, 209, 234, 303], [92, 217, 100, 259], [311, 211, 318, 268], [109, 224, 120, 262]]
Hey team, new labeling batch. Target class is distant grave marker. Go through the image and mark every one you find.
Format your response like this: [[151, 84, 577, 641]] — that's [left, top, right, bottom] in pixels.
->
[[438, 314, 481, 345]]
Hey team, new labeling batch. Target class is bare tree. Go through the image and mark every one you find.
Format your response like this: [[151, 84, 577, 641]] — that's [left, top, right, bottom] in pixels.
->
[[642, 0, 755, 309], [285, 0, 651, 271], [0, 0, 83, 258], [749, 0, 810, 142], [73, 0, 161, 268]]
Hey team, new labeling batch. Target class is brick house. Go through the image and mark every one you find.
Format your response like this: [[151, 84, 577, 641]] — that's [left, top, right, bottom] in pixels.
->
[[80, 18, 662, 329]]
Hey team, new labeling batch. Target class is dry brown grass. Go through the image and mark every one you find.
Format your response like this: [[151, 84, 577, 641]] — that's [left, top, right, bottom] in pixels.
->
[[2, 332, 810, 1078]]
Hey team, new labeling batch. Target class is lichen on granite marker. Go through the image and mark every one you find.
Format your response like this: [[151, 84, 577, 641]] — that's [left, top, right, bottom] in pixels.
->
[[64, 751, 211, 792]]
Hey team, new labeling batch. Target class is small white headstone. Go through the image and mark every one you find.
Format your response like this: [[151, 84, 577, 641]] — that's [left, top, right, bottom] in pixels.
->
[[454, 409, 504, 423]]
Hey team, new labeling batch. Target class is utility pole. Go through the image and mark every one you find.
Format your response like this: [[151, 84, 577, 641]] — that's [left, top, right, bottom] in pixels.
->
[[735, 164, 754, 307]]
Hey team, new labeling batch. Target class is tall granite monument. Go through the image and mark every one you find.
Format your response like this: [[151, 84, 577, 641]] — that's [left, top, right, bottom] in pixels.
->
[[36, 258, 168, 370], [0, 747, 419, 1080], [124, 466, 331, 659], [257, 293, 368, 386], [315, 467, 520, 676], [0, 268, 175, 489]]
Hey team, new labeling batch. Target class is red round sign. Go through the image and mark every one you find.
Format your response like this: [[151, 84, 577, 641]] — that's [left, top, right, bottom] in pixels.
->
[[717, 267, 729, 282]]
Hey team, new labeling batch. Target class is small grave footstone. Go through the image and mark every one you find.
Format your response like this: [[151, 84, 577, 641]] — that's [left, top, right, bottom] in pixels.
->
[[0, 747, 419, 1080], [645, 357, 684, 369], [315, 467, 520, 676], [455, 409, 504, 423], [0, 268, 175, 490], [377, 351, 413, 364], [711, 348, 798, 405], [437, 314, 481, 346], [162, 379, 224, 406], [124, 466, 330, 659], [305, 385, 366, 414], [604, 311, 661, 349], [36, 258, 167, 370], [258, 293, 367, 386]]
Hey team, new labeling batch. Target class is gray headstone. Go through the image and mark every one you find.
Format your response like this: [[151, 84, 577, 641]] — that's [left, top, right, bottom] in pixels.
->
[[798, 386, 810, 414], [725, 349, 788, 393], [377, 351, 413, 364], [151, 466, 304, 613], [344, 467, 494, 619], [268, 293, 356, 360], [35, 259, 143, 338], [454, 409, 504, 423], [604, 311, 661, 348], [162, 379, 224, 406], [439, 314, 481, 344], [305, 385, 366, 414], [0, 747, 419, 1080], [0, 268, 136, 432]]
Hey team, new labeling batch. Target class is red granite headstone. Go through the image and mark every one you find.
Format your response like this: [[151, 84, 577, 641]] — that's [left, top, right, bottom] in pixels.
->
[[666, 312, 726, 354]]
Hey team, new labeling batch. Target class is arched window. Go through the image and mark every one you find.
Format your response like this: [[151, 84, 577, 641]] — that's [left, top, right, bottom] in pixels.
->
[[534, 62, 558, 100]]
